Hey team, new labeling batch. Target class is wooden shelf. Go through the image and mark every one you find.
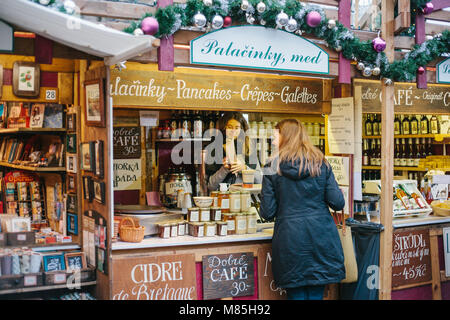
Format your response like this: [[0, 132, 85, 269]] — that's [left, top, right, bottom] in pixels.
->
[[3, 242, 80, 252], [0, 161, 66, 172], [0, 281, 96, 296], [0, 128, 66, 134], [156, 138, 212, 142], [362, 166, 429, 172], [362, 134, 450, 141]]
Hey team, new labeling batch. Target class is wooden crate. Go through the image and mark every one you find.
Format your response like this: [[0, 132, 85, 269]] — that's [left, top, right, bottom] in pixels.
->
[[0, 275, 24, 290], [6, 232, 35, 246], [44, 267, 96, 286], [22, 273, 44, 288]]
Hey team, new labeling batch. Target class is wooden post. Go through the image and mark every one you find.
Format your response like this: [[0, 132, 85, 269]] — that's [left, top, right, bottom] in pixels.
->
[[338, 0, 351, 84], [379, 0, 395, 301], [415, 13, 427, 89], [157, 0, 174, 71]]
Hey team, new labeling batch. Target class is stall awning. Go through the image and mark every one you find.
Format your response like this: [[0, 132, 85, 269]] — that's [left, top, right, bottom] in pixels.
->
[[0, 0, 155, 66]]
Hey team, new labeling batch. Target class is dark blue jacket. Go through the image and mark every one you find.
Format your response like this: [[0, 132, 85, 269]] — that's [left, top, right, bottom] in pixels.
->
[[260, 158, 346, 288]]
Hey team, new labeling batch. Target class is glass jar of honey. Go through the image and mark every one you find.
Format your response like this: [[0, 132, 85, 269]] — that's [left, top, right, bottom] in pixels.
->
[[246, 212, 257, 234], [200, 208, 211, 222], [210, 207, 222, 221], [170, 222, 178, 237], [229, 191, 241, 213], [222, 213, 236, 235], [235, 213, 247, 235], [187, 207, 200, 222], [189, 222, 204, 237], [178, 221, 186, 236], [240, 191, 251, 212], [204, 222, 216, 237], [218, 191, 230, 213], [216, 221, 228, 236], [210, 191, 219, 207], [158, 223, 171, 239]]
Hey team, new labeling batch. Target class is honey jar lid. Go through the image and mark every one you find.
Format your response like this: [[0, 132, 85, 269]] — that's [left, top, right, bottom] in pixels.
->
[[210, 206, 221, 210], [229, 190, 240, 194], [158, 223, 171, 227], [216, 221, 227, 225], [204, 222, 216, 226], [188, 207, 200, 211]]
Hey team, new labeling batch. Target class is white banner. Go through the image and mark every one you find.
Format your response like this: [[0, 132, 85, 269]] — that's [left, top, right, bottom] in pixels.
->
[[437, 58, 450, 84], [190, 25, 329, 75]]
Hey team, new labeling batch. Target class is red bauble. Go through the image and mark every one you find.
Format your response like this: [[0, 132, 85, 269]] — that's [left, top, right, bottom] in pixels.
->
[[418, 66, 425, 75], [223, 16, 232, 27]]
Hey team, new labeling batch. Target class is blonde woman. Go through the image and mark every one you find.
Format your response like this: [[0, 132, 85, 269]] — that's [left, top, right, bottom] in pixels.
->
[[260, 119, 345, 300]]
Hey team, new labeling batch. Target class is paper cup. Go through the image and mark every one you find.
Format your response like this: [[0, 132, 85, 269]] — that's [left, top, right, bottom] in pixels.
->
[[242, 170, 255, 188]]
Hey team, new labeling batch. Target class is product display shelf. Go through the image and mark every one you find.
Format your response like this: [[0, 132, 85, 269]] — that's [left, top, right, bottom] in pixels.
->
[[0, 128, 66, 134], [0, 161, 65, 172], [362, 165, 429, 172], [362, 134, 450, 142], [0, 281, 97, 296], [2, 242, 81, 252], [155, 138, 212, 142]]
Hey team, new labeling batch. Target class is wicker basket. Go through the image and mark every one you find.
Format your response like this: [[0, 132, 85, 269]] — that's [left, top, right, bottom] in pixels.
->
[[431, 200, 450, 217], [119, 217, 145, 243]]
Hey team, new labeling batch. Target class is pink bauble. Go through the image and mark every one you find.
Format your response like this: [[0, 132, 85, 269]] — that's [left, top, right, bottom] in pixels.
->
[[306, 11, 322, 28], [372, 37, 386, 52], [418, 66, 425, 75], [141, 17, 159, 35], [223, 16, 232, 27], [422, 2, 434, 14]]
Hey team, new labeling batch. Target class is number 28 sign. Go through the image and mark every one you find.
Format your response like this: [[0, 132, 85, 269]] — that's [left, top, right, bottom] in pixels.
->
[[202, 252, 254, 300]]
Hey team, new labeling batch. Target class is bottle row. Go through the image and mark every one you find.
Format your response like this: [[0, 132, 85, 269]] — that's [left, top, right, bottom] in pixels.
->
[[362, 137, 434, 167], [364, 114, 445, 136], [157, 110, 221, 139]]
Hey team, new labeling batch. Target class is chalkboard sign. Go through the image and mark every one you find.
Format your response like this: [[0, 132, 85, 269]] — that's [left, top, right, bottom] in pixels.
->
[[257, 246, 286, 300], [202, 252, 254, 300], [43, 254, 66, 272], [113, 127, 141, 159], [392, 229, 432, 287]]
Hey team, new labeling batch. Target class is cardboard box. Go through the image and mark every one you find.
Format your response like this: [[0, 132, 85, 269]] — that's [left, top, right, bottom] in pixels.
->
[[6, 231, 35, 246]]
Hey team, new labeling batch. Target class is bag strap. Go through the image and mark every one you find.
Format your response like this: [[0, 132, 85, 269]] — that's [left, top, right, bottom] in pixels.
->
[[332, 210, 347, 236]]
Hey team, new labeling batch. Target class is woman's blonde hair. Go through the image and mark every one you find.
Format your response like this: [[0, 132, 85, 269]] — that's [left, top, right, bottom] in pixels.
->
[[275, 119, 327, 177]]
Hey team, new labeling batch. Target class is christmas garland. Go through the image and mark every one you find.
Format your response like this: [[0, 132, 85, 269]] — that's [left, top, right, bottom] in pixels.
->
[[32, 0, 450, 84]]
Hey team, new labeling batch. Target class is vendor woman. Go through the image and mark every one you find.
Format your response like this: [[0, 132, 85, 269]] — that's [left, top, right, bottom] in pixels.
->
[[206, 112, 262, 191]]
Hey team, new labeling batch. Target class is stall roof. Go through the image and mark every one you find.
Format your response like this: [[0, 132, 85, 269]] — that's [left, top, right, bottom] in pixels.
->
[[0, 0, 155, 66]]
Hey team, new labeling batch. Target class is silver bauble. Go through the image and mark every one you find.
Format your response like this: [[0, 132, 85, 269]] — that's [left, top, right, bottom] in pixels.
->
[[372, 67, 381, 76], [356, 62, 365, 71], [335, 45, 342, 52], [363, 67, 372, 77], [295, 29, 303, 36], [193, 12, 207, 28], [133, 28, 144, 36], [285, 17, 298, 32], [260, 19, 266, 26], [63, 0, 77, 14], [241, 0, 249, 11], [384, 78, 393, 86], [327, 19, 336, 29], [203, 0, 213, 6], [246, 14, 255, 24], [39, 0, 52, 5], [426, 35, 433, 41], [211, 15, 224, 29], [256, 1, 266, 13], [275, 11, 289, 28]]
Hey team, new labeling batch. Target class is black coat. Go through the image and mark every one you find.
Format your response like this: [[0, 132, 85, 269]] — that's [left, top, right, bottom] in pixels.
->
[[260, 159, 346, 288]]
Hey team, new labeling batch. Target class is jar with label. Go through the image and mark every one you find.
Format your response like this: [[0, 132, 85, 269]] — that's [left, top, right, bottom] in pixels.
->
[[218, 191, 230, 213], [229, 191, 241, 213], [216, 221, 228, 236], [210, 191, 219, 207], [200, 208, 211, 222], [189, 222, 204, 237], [178, 221, 186, 236], [223, 213, 236, 235], [187, 207, 200, 222], [204, 222, 216, 237], [313, 122, 320, 136], [211, 207, 222, 221], [235, 213, 247, 235], [170, 222, 178, 237], [246, 212, 257, 234], [240, 192, 251, 212], [158, 223, 171, 239]]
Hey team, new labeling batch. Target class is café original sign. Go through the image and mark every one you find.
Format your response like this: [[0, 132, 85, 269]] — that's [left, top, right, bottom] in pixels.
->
[[112, 254, 197, 300], [110, 69, 328, 114], [437, 58, 450, 84], [354, 79, 450, 114], [190, 26, 329, 75]]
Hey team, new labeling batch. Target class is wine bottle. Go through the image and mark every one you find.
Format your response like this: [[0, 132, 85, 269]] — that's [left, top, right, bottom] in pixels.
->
[[420, 115, 429, 134], [414, 138, 421, 167], [421, 137, 427, 158], [363, 140, 369, 166], [410, 115, 419, 135], [365, 114, 373, 136], [394, 139, 401, 167], [402, 115, 411, 135], [407, 138, 415, 167], [373, 114, 380, 136], [400, 138, 407, 167], [394, 115, 401, 135], [427, 138, 433, 156], [193, 111, 203, 138], [376, 139, 381, 166], [430, 115, 439, 134]]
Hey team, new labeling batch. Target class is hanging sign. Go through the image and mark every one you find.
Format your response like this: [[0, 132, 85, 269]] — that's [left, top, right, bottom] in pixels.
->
[[110, 69, 329, 114], [113, 126, 141, 159], [112, 254, 197, 300], [328, 97, 355, 154], [437, 58, 450, 84], [202, 252, 254, 300], [354, 79, 450, 114], [392, 229, 432, 288], [190, 26, 329, 75]]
